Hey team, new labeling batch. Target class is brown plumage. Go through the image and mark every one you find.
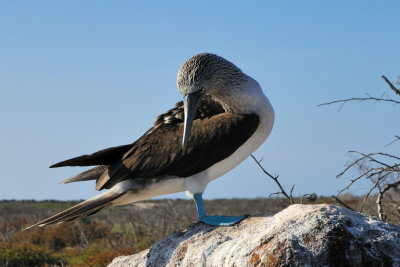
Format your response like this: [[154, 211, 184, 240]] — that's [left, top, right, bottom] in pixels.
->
[[51, 97, 259, 191], [26, 53, 273, 228]]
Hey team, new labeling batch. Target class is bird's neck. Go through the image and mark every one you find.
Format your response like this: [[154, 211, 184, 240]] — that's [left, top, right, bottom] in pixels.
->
[[212, 78, 271, 115]]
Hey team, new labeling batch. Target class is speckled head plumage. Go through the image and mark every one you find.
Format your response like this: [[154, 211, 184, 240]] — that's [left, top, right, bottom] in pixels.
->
[[177, 53, 249, 96]]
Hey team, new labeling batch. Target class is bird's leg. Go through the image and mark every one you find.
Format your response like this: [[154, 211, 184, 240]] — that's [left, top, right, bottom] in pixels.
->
[[193, 193, 247, 226]]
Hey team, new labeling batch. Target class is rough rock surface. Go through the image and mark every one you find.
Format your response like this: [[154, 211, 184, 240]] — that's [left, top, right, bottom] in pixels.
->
[[108, 204, 400, 267]]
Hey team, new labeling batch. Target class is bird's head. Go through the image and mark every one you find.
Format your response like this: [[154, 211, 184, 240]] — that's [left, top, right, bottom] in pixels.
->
[[177, 53, 248, 151]]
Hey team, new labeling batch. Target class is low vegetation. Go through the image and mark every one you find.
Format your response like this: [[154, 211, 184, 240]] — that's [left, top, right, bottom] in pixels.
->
[[1, 195, 397, 266]]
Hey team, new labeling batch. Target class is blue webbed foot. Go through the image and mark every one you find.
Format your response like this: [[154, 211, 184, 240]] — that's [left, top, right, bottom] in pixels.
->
[[199, 215, 247, 226], [193, 193, 248, 226]]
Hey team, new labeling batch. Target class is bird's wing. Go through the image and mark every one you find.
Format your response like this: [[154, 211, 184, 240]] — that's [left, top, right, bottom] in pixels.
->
[[50, 144, 133, 168], [50, 97, 259, 191], [96, 110, 260, 190], [49, 96, 223, 169]]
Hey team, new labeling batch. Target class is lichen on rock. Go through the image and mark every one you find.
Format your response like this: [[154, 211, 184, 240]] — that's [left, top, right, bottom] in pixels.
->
[[109, 204, 400, 267]]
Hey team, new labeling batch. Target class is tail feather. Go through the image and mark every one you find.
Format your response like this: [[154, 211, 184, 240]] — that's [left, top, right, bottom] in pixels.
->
[[61, 206, 108, 223], [25, 190, 126, 230], [60, 166, 107, 184]]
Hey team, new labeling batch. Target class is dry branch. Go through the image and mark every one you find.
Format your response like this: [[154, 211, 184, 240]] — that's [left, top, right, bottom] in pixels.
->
[[318, 96, 400, 107], [251, 154, 295, 204], [320, 75, 399, 220], [300, 194, 310, 204], [331, 195, 356, 211], [359, 172, 391, 212], [382, 75, 400, 96], [377, 180, 400, 220], [386, 135, 400, 147], [319, 75, 400, 108]]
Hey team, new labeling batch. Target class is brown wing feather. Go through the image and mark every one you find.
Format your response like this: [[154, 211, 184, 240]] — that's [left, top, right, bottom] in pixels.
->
[[50, 144, 133, 168], [96, 112, 259, 190]]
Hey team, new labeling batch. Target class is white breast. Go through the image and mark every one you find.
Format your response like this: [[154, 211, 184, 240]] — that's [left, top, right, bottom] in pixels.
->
[[184, 80, 275, 194]]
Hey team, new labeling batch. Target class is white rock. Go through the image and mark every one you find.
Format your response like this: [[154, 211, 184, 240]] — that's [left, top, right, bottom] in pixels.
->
[[108, 204, 400, 267]]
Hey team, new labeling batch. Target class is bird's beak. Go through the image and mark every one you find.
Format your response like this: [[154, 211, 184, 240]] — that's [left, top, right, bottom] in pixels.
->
[[182, 90, 203, 152]]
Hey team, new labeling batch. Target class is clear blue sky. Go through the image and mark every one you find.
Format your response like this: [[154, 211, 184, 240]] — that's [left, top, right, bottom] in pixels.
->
[[0, 1, 399, 200]]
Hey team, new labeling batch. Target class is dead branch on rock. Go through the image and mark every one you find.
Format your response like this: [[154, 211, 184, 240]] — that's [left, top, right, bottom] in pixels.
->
[[300, 194, 309, 204], [331, 195, 356, 211], [320, 75, 400, 220], [335, 151, 400, 215], [251, 154, 295, 204]]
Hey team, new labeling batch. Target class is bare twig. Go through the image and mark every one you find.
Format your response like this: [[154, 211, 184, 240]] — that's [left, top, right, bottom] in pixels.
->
[[322, 75, 399, 220], [349, 151, 400, 161], [335, 150, 400, 217], [318, 96, 400, 107], [319, 76, 400, 108], [338, 165, 399, 197], [300, 194, 310, 204], [382, 75, 400, 96], [377, 180, 400, 220], [251, 154, 295, 204], [348, 151, 393, 168], [335, 150, 400, 219], [269, 192, 281, 198], [331, 195, 356, 211], [337, 168, 376, 196], [336, 152, 400, 198], [385, 135, 400, 147], [336, 154, 372, 178], [289, 185, 295, 201], [359, 172, 391, 212]]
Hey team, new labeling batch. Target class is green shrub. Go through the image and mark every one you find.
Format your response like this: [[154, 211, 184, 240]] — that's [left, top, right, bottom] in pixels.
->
[[0, 242, 63, 267]]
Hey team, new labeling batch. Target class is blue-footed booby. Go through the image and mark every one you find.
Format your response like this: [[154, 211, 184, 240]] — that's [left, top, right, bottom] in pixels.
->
[[27, 53, 274, 229]]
